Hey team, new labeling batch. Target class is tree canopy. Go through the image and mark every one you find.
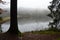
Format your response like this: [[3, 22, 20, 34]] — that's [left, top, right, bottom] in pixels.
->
[[47, 0, 60, 29]]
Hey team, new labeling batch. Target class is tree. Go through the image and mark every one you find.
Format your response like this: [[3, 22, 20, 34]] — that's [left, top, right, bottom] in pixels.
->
[[0, 0, 21, 40], [7, 0, 19, 34], [47, 0, 60, 30]]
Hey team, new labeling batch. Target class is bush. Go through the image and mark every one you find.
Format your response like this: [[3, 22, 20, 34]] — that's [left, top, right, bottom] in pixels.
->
[[47, 26, 60, 32]]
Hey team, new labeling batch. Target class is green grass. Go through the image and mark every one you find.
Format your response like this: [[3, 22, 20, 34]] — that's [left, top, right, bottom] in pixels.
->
[[18, 27, 60, 37], [19, 30, 60, 37], [56, 38, 60, 40], [30, 30, 60, 35]]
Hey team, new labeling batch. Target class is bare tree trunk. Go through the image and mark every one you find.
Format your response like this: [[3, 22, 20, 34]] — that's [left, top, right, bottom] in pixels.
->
[[7, 0, 19, 35], [0, 0, 21, 40]]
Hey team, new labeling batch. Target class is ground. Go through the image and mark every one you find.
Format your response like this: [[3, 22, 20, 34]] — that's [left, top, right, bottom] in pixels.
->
[[0, 31, 60, 40], [20, 31, 60, 40]]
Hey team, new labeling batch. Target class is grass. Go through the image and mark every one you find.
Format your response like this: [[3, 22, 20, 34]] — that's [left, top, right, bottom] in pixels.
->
[[18, 27, 60, 40], [19, 27, 60, 37], [19, 30, 60, 37], [30, 30, 60, 35], [56, 38, 60, 40]]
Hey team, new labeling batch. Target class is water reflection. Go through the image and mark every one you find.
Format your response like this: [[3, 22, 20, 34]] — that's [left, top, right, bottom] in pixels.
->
[[2, 21, 49, 33]]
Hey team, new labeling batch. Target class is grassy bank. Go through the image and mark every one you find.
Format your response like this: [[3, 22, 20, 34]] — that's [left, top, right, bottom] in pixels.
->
[[18, 30, 60, 37]]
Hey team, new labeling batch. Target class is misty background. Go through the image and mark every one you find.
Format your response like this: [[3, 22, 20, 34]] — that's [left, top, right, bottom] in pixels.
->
[[0, 0, 52, 33]]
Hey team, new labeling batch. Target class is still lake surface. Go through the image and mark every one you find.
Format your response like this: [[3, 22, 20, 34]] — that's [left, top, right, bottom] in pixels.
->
[[1, 8, 52, 33], [1, 17, 51, 33]]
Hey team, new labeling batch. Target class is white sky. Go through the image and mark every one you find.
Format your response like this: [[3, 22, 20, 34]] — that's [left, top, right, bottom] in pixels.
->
[[1, 0, 52, 9], [18, 0, 52, 9]]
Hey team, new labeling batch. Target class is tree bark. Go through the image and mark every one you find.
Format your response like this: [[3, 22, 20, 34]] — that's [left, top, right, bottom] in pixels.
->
[[7, 0, 19, 35]]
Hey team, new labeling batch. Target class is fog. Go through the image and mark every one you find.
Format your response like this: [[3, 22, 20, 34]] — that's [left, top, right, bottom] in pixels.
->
[[1, 8, 52, 33], [0, 0, 52, 33]]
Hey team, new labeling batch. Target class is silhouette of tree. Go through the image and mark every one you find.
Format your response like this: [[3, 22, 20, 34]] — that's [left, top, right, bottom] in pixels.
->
[[0, 0, 21, 40], [6, 0, 20, 35], [47, 0, 60, 29]]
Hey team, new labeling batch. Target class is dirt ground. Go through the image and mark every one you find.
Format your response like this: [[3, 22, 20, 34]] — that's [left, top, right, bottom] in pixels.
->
[[0, 33, 60, 40], [20, 33, 60, 40]]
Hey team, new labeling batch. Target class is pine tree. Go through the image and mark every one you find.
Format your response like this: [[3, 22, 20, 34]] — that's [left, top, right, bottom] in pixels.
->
[[47, 0, 60, 30]]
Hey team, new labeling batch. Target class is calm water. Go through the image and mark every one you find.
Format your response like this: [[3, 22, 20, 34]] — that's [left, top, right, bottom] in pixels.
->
[[1, 8, 52, 33], [2, 17, 51, 33]]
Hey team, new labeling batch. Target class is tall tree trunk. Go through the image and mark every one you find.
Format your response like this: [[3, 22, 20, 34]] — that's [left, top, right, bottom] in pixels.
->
[[7, 0, 19, 35], [0, 0, 21, 40]]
